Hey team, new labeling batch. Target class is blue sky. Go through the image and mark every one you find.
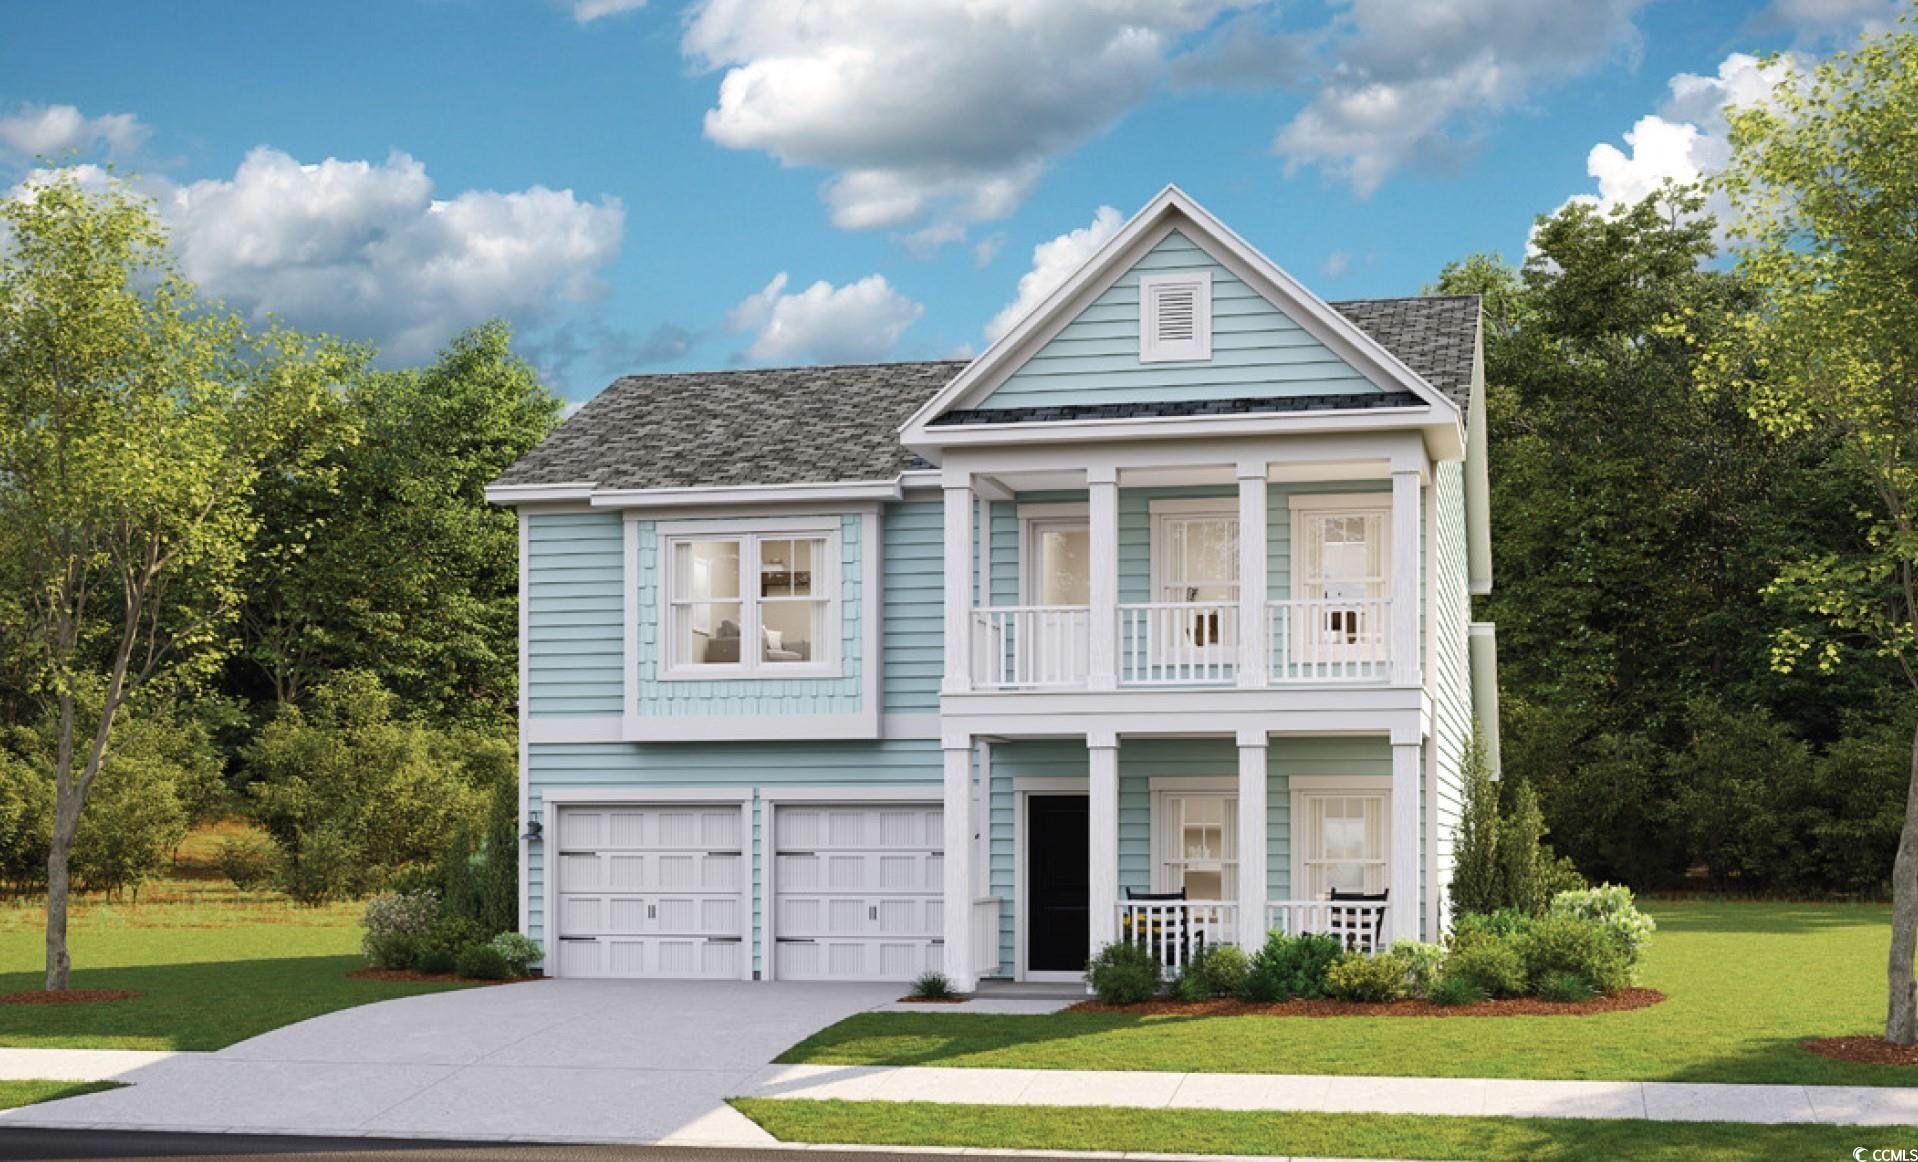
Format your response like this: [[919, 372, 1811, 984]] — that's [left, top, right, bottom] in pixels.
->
[[0, 0, 1899, 402]]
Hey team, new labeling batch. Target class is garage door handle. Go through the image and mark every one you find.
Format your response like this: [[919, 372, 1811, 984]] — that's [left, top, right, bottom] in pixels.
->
[[708, 936, 743, 943], [559, 937, 595, 943], [776, 938, 816, 944], [647, 904, 656, 920], [869, 906, 878, 921]]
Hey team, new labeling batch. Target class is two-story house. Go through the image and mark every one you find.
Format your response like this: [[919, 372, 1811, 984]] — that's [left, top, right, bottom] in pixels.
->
[[485, 186, 1500, 990]]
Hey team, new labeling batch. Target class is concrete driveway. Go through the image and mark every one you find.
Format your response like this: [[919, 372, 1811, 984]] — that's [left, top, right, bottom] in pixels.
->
[[0, 980, 900, 1146]]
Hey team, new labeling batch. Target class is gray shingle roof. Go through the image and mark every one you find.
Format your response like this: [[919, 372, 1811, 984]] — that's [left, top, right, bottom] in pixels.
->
[[494, 295, 1478, 491]]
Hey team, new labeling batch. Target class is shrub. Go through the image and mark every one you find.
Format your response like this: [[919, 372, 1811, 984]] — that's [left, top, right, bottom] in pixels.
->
[[1087, 941, 1161, 1005], [1325, 951, 1410, 1003], [1441, 938, 1526, 999], [1195, 943, 1250, 998], [1171, 966, 1214, 1003], [1516, 914, 1632, 995], [1537, 972, 1597, 1004], [415, 947, 457, 975], [359, 889, 440, 970], [1240, 932, 1342, 1002], [1451, 907, 1534, 948], [910, 971, 956, 1000], [1390, 940, 1446, 1000], [1549, 884, 1655, 964], [276, 822, 369, 905], [1429, 975, 1484, 1007], [1450, 729, 1502, 920], [218, 834, 277, 893], [487, 932, 544, 977], [429, 745, 520, 938], [455, 942, 512, 981], [418, 915, 486, 961]]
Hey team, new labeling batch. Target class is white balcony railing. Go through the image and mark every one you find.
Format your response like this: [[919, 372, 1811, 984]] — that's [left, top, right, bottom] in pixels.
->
[[1118, 602, 1238, 686], [1118, 900, 1237, 977], [971, 605, 1088, 689], [971, 896, 1001, 976], [1268, 597, 1391, 684], [1266, 899, 1388, 954]]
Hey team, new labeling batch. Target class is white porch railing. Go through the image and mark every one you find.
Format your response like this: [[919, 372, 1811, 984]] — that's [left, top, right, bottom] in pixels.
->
[[1118, 602, 1238, 686], [1118, 901, 1237, 977], [1267, 598, 1391, 683], [970, 897, 1001, 976], [970, 605, 1089, 689], [1266, 899, 1388, 954]]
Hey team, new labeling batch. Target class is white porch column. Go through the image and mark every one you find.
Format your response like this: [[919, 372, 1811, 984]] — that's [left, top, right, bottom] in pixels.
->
[[1236, 462, 1269, 688], [1236, 729, 1268, 948], [1390, 736, 1422, 943], [1390, 469, 1422, 687], [1088, 731, 1120, 950], [942, 741, 978, 991], [942, 476, 975, 694], [1087, 467, 1120, 691]]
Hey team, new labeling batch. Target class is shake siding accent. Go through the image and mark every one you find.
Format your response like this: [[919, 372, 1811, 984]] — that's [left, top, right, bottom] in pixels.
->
[[632, 514, 863, 716], [979, 230, 1379, 410], [524, 739, 942, 968], [883, 500, 944, 713], [1432, 459, 1473, 925], [526, 512, 625, 718]]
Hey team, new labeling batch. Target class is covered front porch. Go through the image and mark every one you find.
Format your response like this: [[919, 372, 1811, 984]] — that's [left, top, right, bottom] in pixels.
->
[[940, 729, 1432, 991]]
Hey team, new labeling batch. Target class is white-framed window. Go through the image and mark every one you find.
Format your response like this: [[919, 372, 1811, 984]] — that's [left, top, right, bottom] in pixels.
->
[[1148, 499, 1239, 660], [661, 525, 838, 678], [1155, 791, 1238, 900], [1288, 494, 1390, 658], [1021, 514, 1090, 607], [1297, 791, 1388, 898], [1139, 271, 1212, 362]]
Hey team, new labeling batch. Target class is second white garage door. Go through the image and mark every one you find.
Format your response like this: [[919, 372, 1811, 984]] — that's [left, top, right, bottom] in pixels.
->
[[773, 803, 944, 981]]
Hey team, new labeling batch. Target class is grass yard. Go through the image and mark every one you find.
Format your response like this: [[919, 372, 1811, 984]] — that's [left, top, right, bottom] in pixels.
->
[[0, 1081, 119, 1111], [733, 1099, 1905, 1162], [0, 823, 473, 1051], [779, 901, 1918, 1087]]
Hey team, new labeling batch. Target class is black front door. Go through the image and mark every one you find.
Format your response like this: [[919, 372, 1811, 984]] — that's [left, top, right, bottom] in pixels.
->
[[1026, 794, 1090, 974]]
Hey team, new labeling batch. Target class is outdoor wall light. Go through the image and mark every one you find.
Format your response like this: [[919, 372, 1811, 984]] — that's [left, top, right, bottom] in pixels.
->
[[519, 818, 543, 842]]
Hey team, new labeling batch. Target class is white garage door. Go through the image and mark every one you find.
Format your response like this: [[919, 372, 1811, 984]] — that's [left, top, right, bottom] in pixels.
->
[[774, 803, 944, 981], [553, 804, 746, 979]]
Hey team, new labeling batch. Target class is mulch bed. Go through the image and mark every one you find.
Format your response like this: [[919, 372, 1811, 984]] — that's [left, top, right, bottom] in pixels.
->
[[346, 968, 538, 986], [0, 989, 140, 1006], [1068, 987, 1667, 1018], [1801, 1036, 1918, 1066]]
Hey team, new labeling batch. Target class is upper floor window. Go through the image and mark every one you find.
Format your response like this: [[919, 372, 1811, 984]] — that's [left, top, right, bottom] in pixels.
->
[[1139, 271, 1212, 362], [662, 525, 838, 678]]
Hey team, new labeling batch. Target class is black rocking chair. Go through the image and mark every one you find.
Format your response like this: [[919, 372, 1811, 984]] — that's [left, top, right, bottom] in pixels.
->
[[1327, 888, 1388, 952], [1121, 887, 1199, 966]]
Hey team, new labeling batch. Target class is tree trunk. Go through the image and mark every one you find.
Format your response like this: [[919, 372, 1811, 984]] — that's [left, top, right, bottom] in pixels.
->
[[1886, 717, 1918, 1044], [44, 793, 78, 992]]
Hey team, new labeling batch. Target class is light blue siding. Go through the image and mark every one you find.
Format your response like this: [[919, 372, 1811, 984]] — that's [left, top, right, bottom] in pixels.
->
[[525, 740, 942, 971], [979, 230, 1379, 410], [1432, 459, 1473, 928], [526, 513, 625, 718], [883, 500, 944, 713]]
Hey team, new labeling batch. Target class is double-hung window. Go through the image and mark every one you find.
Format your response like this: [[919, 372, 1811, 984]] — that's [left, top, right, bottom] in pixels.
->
[[1298, 792, 1388, 897], [663, 526, 837, 677], [1157, 792, 1238, 900], [1287, 494, 1390, 669]]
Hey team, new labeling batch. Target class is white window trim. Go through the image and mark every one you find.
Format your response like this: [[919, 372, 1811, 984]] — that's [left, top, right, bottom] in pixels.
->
[[1147, 497, 1239, 666], [1017, 503, 1090, 607], [1288, 784, 1391, 903], [656, 519, 842, 681], [1139, 270, 1213, 363], [1286, 491, 1391, 598], [1150, 786, 1239, 900]]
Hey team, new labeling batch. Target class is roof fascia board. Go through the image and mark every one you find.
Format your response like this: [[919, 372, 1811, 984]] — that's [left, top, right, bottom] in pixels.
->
[[586, 478, 903, 509], [484, 482, 596, 506], [912, 405, 1462, 461]]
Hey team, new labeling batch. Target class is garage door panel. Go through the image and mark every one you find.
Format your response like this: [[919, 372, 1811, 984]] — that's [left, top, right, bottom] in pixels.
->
[[773, 802, 943, 982]]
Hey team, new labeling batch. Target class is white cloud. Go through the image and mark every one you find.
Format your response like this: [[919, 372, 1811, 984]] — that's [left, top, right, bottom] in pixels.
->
[[726, 271, 923, 363], [1752, 0, 1903, 40], [983, 205, 1124, 343], [0, 104, 149, 159], [1275, 0, 1648, 197], [682, 0, 1226, 240], [973, 233, 1007, 268], [1321, 249, 1351, 278], [572, 0, 647, 19], [153, 147, 623, 361]]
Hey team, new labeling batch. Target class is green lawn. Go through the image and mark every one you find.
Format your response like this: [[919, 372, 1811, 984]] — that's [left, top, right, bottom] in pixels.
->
[[0, 825, 475, 1051], [733, 1099, 1904, 1162], [0, 1081, 119, 1110], [779, 901, 1918, 1086]]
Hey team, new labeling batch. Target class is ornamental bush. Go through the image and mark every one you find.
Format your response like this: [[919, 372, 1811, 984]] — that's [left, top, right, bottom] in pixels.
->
[[360, 889, 440, 970], [1174, 943, 1250, 1001], [1389, 940, 1447, 1000], [1086, 940, 1161, 1005], [1549, 884, 1655, 965], [1516, 913, 1632, 996], [454, 942, 512, 981], [911, 971, 956, 1000], [1429, 974, 1484, 1006], [1450, 907, 1534, 949], [1325, 950, 1410, 1003], [1440, 937, 1526, 999], [1240, 932, 1342, 1002], [487, 932, 544, 977]]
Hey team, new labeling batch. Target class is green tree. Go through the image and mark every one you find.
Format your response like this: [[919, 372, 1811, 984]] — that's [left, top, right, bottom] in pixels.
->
[[1498, 780, 1552, 916], [1702, 23, 1918, 1042], [1449, 730, 1503, 920], [0, 166, 347, 988]]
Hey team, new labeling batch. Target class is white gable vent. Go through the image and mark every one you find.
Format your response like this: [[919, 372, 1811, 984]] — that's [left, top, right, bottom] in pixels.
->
[[1139, 271, 1212, 362]]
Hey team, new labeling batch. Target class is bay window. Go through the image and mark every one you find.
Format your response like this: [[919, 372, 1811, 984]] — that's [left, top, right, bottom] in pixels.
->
[[663, 526, 837, 676]]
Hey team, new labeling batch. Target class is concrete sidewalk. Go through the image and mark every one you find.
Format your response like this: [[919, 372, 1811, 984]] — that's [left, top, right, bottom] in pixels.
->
[[0, 1048, 183, 1083], [743, 1063, 1918, 1127]]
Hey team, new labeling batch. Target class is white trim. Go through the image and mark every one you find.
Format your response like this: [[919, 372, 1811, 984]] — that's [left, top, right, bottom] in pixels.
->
[[589, 479, 902, 509], [625, 713, 878, 742], [863, 507, 883, 726], [524, 718, 626, 744], [1147, 776, 1237, 792], [1150, 784, 1239, 897], [1012, 784, 1089, 983], [899, 185, 1463, 445], [540, 793, 753, 981], [656, 524, 843, 681], [622, 517, 641, 722], [1290, 774, 1393, 791], [756, 785, 942, 803], [1016, 502, 1090, 520], [517, 511, 531, 945], [1139, 270, 1213, 363], [653, 515, 844, 536], [487, 482, 596, 505], [1288, 782, 1392, 909], [919, 407, 1463, 461], [1017, 508, 1091, 608], [884, 713, 940, 739]]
